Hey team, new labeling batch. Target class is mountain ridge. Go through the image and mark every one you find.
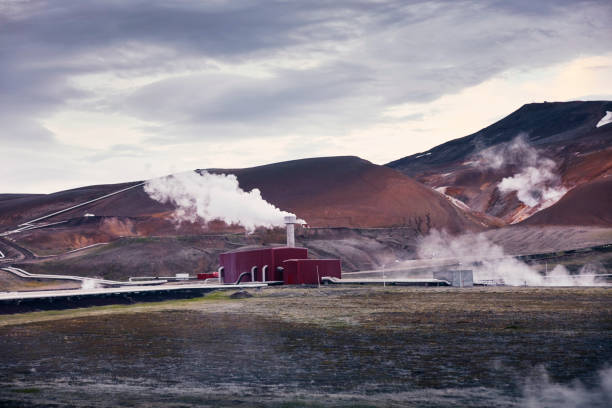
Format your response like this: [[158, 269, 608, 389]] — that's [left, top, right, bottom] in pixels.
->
[[387, 100, 612, 225]]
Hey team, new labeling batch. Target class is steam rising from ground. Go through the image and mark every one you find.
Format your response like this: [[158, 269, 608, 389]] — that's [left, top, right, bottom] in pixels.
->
[[144, 171, 297, 231], [474, 135, 567, 208], [522, 366, 612, 408], [417, 230, 606, 286], [81, 278, 99, 290]]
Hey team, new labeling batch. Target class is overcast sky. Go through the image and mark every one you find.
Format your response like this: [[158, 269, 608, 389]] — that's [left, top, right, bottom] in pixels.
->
[[1, 0, 611, 193]]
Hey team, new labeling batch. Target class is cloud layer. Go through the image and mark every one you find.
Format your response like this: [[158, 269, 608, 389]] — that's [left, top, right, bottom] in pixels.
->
[[1, 0, 611, 192]]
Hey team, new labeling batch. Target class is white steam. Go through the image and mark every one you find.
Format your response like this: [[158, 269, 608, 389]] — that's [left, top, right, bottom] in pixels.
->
[[522, 366, 612, 408], [498, 159, 566, 208], [474, 135, 567, 209], [417, 230, 607, 286], [144, 171, 298, 231], [81, 278, 99, 290]]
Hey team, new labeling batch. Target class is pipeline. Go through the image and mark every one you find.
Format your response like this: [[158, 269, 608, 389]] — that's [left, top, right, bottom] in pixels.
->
[[233, 271, 252, 285]]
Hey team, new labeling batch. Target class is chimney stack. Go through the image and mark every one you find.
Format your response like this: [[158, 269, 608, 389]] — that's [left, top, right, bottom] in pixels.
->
[[284, 215, 297, 247]]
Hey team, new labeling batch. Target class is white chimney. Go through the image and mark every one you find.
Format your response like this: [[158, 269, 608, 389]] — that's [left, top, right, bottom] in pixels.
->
[[284, 215, 297, 247]]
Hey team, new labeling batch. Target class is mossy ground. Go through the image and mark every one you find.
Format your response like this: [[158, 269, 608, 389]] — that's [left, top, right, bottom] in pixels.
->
[[1, 286, 610, 407]]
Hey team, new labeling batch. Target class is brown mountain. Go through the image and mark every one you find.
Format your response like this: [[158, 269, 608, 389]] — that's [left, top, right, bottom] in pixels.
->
[[209, 156, 493, 232], [1, 156, 490, 237], [387, 101, 612, 225], [520, 177, 612, 227], [0, 156, 494, 280]]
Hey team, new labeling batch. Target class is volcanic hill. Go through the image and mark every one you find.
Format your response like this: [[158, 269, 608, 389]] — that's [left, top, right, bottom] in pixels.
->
[[387, 101, 612, 225], [1, 102, 611, 283], [0, 156, 491, 279], [209, 156, 492, 231], [520, 178, 612, 227]]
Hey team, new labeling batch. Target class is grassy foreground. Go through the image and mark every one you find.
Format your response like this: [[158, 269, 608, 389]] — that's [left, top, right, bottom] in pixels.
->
[[2, 286, 611, 329], [1, 286, 611, 407]]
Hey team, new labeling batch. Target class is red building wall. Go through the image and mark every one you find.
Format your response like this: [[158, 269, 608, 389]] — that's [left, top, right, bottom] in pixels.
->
[[197, 272, 219, 280], [218, 247, 308, 283], [282, 259, 342, 285]]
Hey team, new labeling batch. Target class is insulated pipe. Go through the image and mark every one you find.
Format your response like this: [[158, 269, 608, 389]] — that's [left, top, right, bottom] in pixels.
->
[[217, 266, 224, 284], [262, 265, 268, 282], [251, 266, 258, 282], [234, 271, 251, 285]]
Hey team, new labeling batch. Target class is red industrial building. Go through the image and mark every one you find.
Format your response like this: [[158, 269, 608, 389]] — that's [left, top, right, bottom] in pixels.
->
[[199, 215, 342, 285], [215, 246, 341, 285], [282, 258, 341, 285]]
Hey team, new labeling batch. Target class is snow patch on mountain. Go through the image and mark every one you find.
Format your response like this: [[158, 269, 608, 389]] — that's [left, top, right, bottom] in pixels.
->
[[596, 111, 612, 128]]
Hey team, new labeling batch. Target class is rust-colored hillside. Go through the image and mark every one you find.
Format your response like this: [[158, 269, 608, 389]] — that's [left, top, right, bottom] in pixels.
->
[[0, 182, 171, 228], [210, 156, 491, 232], [521, 178, 612, 227], [387, 101, 612, 225], [0, 156, 493, 265]]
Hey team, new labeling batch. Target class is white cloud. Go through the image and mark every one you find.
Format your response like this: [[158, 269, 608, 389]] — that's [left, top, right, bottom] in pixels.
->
[[342, 54, 612, 164], [2, 1, 612, 193]]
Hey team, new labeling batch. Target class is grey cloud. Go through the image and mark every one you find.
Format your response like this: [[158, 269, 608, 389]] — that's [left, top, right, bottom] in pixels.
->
[[1, 0, 611, 145], [124, 63, 373, 120], [0, 0, 357, 66], [124, 0, 612, 142], [0, 116, 56, 145], [85, 144, 150, 163]]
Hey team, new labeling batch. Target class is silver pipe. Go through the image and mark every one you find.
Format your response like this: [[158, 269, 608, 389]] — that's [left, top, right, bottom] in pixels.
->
[[218, 266, 224, 284], [262, 265, 268, 282], [284, 215, 296, 247]]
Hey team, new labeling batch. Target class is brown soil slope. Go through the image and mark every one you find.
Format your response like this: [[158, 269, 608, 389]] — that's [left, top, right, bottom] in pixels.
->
[[1, 156, 492, 267], [521, 178, 612, 226], [387, 101, 612, 224], [211, 156, 490, 232], [0, 182, 173, 229], [1, 157, 490, 235]]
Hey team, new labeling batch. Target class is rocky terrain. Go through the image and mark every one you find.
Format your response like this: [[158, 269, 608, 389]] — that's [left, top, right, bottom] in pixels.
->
[[1, 101, 610, 284], [209, 156, 495, 231], [1, 287, 611, 407], [387, 101, 612, 225]]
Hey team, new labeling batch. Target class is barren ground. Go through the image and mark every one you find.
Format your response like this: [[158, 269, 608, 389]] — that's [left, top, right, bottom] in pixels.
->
[[1, 286, 611, 407]]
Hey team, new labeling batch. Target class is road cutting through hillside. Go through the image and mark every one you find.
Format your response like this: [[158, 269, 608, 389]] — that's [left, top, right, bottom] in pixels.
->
[[0, 181, 145, 237]]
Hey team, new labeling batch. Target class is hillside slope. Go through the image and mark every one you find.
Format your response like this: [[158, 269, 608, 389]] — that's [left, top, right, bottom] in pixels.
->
[[520, 178, 612, 227], [387, 101, 612, 224], [210, 156, 492, 232], [1, 156, 494, 279]]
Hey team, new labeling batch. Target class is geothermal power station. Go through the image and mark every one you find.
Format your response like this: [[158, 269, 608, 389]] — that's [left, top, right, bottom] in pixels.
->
[[2, 101, 611, 315], [1, 214, 473, 312], [214, 216, 342, 285], [212, 216, 470, 287]]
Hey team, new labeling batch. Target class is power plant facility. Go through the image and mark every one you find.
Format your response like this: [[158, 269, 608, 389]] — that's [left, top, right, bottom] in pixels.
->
[[214, 216, 342, 285], [207, 215, 471, 287], [1, 214, 476, 313], [216, 247, 342, 285]]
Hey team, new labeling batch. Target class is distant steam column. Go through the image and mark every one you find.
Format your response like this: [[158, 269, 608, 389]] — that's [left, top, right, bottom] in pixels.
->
[[284, 215, 297, 247]]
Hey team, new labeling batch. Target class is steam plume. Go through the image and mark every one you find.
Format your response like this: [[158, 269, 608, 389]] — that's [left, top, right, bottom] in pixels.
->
[[474, 135, 567, 209], [522, 366, 612, 408], [417, 230, 606, 286], [144, 171, 298, 232], [81, 278, 99, 290]]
